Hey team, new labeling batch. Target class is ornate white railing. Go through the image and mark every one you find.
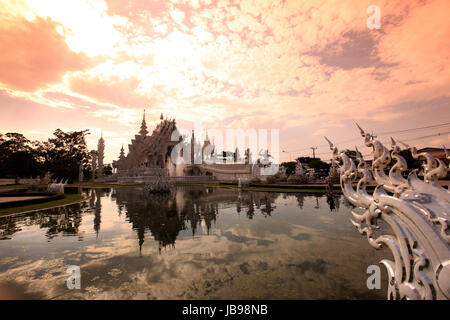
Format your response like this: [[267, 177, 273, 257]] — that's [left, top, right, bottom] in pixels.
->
[[325, 124, 449, 300]]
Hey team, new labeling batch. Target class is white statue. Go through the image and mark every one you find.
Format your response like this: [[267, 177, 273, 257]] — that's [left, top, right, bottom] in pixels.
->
[[295, 160, 305, 176], [325, 124, 450, 300], [40, 172, 51, 185], [47, 178, 68, 193], [259, 149, 272, 166]]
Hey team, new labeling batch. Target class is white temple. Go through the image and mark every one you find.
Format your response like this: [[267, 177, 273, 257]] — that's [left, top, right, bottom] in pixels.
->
[[107, 111, 277, 182]]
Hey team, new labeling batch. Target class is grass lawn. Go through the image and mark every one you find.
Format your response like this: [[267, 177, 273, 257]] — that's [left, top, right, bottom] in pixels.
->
[[70, 182, 144, 188], [217, 184, 340, 193], [69, 181, 340, 193], [175, 182, 222, 187], [0, 193, 84, 216], [0, 184, 27, 190], [0, 184, 49, 191]]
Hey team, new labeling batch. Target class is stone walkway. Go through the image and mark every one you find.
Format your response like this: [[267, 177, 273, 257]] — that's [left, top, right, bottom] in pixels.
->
[[0, 196, 47, 203], [0, 179, 15, 186]]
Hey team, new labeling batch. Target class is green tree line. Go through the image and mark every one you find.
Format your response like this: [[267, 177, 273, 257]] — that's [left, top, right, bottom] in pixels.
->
[[0, 129, 109, 183]]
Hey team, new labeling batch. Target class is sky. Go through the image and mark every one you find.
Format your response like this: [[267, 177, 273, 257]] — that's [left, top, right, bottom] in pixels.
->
[[0, 0, 449, 163]]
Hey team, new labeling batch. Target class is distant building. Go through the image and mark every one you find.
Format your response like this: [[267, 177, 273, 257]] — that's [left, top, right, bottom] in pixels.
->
[[417, 147, 448, 161]]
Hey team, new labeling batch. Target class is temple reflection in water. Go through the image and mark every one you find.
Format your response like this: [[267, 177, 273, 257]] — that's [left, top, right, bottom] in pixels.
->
[[112, 187, 286, 252], [0, 187, 342, 252], [0, 187, 389, 300]]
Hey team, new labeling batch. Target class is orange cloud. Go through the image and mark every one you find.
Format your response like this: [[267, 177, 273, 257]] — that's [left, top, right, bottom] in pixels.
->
[[70, 75, 144, 108], [0, 0, 449, 162], [0, 15, 91, 91]]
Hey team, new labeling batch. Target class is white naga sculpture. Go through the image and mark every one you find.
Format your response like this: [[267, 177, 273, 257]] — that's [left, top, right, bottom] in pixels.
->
[[326, 159, 340, 185], [287, 160, 311, 183], [47, 178, 68, 194], [295, 160, 305, 176], [325, 124, 449, 300]]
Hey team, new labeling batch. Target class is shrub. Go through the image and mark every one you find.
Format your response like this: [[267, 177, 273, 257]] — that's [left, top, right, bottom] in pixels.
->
[[266, 176, 276, 184], [249, 177, 261, 184]]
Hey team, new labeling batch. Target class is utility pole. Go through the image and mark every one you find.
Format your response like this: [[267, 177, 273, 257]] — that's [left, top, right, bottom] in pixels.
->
[[311, 146, 317, 159]]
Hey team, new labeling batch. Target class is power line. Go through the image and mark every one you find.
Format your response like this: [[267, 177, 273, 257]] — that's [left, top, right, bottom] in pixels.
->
[[377, 122, 450, 136], [283, 122, 450, 154], [308, 131, 450, 158], [399, 131, 450, 143]]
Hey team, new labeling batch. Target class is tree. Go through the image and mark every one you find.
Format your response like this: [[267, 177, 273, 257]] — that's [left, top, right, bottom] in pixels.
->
[[281, 161, 296, 175], [295, 156, 331, 170], [40, 129, 91, 182], [103, 164, 113, 176], [1, 151, 40, 181], [83, 165, 93, 180], [0, 132, 32, 155], [0, 133, 39, 179], [297, 156, 314, 164], [308, 158, 331, 170]]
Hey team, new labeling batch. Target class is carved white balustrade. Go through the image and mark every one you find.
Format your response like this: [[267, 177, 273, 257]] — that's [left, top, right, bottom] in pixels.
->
[[325, 125, 449, 300]]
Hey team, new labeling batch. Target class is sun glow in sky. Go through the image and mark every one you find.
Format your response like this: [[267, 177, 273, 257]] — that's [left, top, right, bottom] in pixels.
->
[[0, 0, 449, 162]]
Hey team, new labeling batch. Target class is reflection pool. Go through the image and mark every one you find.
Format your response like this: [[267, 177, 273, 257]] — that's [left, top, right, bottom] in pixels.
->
[[0, 186, 387, 299]]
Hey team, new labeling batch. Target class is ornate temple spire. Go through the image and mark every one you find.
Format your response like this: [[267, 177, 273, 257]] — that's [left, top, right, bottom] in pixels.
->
[[160, 113, 163, 120], [191, 129, 195, 165], [97, 134, 105, 179], [139, 109, 148, 136], [119, 144, 125, 160], [201, 130, 211, 161]]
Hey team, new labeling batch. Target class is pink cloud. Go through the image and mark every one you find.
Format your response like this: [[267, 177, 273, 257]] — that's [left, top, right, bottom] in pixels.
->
[[0, 16, 91, 91], [1, 0, 449, 161], [106, 0, 169, 18], [69, 75, 149, 109]]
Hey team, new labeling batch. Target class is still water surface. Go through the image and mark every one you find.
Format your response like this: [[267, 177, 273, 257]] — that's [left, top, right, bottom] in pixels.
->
[[0, 186, 387, 299]]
